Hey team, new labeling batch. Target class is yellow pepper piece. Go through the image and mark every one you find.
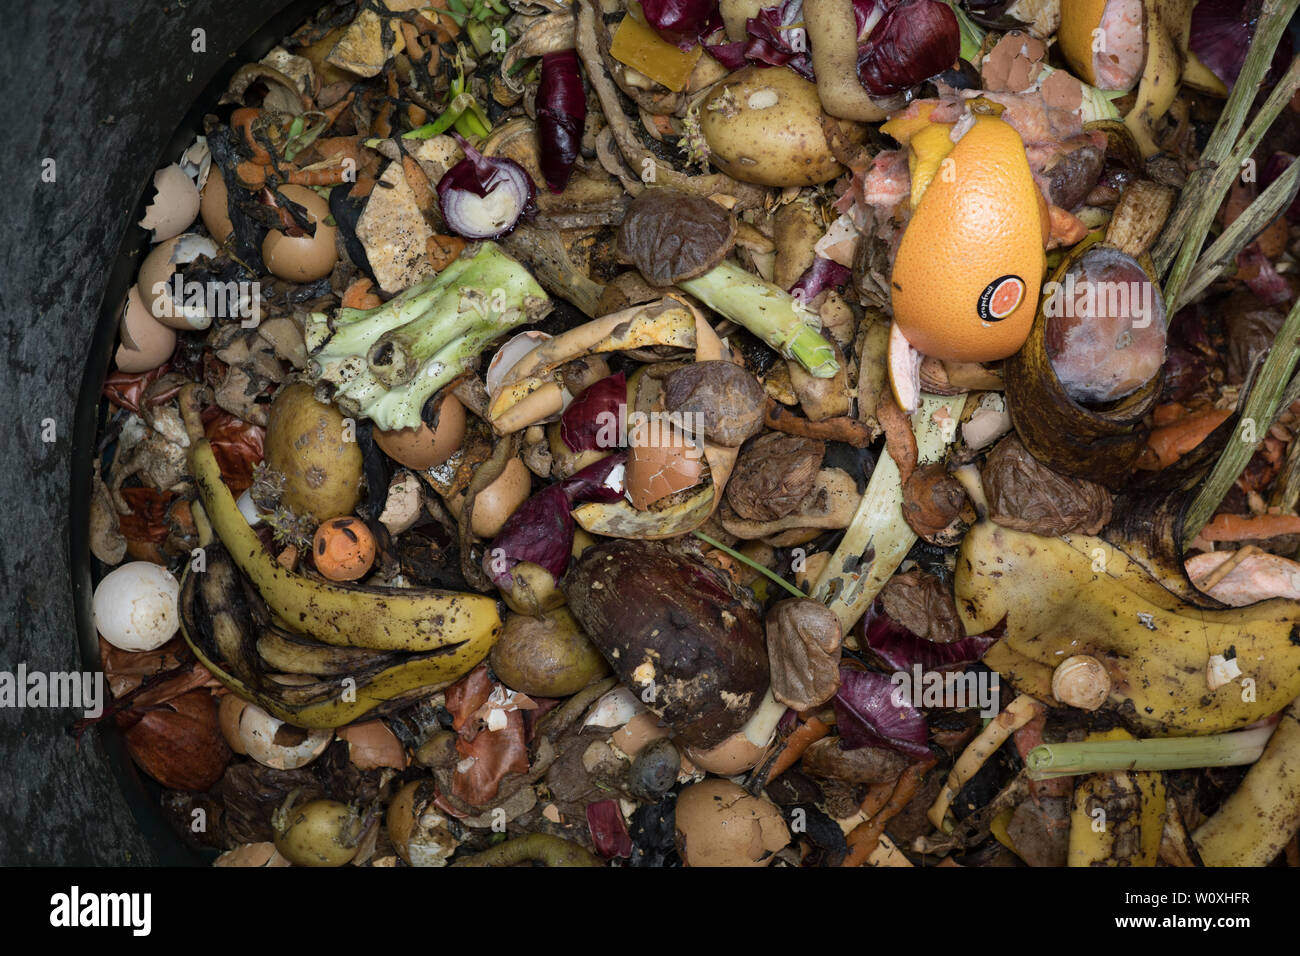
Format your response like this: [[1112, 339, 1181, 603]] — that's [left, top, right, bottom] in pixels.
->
[[610, 14, 702, 93]]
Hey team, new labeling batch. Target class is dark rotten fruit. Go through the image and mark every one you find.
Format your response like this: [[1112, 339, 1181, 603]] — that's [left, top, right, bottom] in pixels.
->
[[563, 540, 769, 748]]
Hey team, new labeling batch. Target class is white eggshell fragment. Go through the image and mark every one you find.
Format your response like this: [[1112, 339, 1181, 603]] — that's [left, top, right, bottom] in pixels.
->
[[136, 233, 219, 331], [92, 562, 181, 652]]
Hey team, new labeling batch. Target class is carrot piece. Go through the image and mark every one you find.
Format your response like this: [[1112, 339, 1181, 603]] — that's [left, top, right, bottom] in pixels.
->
[[403, 154, 437, 217], [234, 160, 267, 188], [427, 234, 468, 273], [857, 781, 897, 820], [1152, 402, 1188, 427], [1196, 512, 1300, 542], [286, 165, 353, 186], [231, 107, 271, 164], [763, 716, 831, 784], [1141, 406, 1233, 470], [842, 760, 932, 867], [319, 91, 356, 130], [342, 278, 382, 310]]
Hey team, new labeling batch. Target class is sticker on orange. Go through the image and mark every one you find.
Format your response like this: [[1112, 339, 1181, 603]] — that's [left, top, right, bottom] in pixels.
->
[[977, 275, 1025, 322]]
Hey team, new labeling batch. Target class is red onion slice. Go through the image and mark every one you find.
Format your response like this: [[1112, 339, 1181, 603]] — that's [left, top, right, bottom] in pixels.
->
[[435, 136, 536, 240]]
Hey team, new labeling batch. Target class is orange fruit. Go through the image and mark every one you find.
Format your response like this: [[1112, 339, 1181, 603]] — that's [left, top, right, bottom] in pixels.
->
[[1058, 0, 1145, 92], [890, 115, 1046, 363]]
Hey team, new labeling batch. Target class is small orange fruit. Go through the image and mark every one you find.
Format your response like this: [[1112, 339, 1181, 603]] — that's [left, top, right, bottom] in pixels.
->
[[890, 115, 1046, 363], [1058, 0, 1145, 92], [313, 516, 376, 582]]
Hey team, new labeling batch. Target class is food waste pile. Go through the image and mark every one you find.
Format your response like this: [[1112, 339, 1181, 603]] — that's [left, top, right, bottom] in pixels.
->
[[86, 0, 1300, 867]]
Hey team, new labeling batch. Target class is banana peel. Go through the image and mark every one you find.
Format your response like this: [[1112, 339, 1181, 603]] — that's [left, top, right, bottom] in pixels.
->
[[1124, 0, 1191, 157], [187, 431, 501, 653], [957, 521, 1300, 734], [1068, 728, 1166, 866]]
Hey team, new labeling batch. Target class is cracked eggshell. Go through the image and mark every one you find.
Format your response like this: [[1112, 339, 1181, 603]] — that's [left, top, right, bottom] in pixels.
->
[[262, 184, 338, 282], [238, 699, 333, 770], [136, 233, 220, 330], [199, 165, 234, 245], [92, 561, 180, 652], [624, 429, 704, 510], [115, 285, 176, 373], [674, 778, 790, 867], [139, 163, 201, 242], [373, 394, 466, 470]]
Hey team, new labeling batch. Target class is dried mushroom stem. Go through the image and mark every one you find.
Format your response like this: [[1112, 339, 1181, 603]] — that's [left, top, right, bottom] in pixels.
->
[[928, 694, 1044, 833]]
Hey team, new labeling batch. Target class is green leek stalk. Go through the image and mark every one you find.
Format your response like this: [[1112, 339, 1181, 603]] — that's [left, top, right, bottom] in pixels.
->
[[1024, 725, 1274, 780], [305, 243, 549, 431], [679, 260, 840, 378]]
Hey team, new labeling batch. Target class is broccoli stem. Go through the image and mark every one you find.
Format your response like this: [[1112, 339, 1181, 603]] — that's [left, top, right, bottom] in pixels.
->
[[679, 260, 840, 378], [305, 243, 549, 431], [1024, 726, 1274, 780]]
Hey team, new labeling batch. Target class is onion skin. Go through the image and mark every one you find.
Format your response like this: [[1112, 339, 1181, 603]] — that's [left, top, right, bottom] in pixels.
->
[[120, 689, 232, 791], [436, 138, 536, 239], [563, 540, 769, 748], [855, 0, 959, 96], [537, 50, 587, 194]]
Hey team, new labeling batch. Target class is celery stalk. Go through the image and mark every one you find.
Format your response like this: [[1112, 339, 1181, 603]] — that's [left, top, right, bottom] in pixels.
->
[[1024, 726, 1274, 780]]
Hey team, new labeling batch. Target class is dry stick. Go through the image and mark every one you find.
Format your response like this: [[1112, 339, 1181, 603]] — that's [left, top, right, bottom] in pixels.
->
[[1151, 0, 1300, 281], [1266, 370, 1300, 512], [1178, 152, 1300, 308], [1183, 295, 1300, 545], [1195, 544, 1263, 592]]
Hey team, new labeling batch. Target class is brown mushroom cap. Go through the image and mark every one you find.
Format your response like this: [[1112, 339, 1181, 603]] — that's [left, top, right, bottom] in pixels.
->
[[616, 188, 737, 286]]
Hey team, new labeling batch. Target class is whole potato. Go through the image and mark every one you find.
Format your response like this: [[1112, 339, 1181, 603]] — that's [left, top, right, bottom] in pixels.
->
[[264, 383, 364, 523], [699, 65, 854, 187], [490, 606, 610, 697], [272, 798, 363, 867]]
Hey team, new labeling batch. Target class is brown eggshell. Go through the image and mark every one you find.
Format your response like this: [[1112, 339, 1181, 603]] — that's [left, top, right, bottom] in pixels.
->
[[115, 286, 177, 373], [445, 457, 532, 537], [262, 184, 338, 282], [373, 394, 466, 469], [199, 166, 235, 244], [139, 163, 201, 241], [136, 233, 220, 330], [217, 693, 251, 755], [674, 778, 790, 867], [682, 732, 766, 776], [213, 842, 293, 867], [624, 428, 704, 510], [337, 720, 408, 770]]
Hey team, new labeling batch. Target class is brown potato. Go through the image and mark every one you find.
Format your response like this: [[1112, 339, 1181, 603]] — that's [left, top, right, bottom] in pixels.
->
[[263, 383, 364, 523], [699, 65, 857, 187]]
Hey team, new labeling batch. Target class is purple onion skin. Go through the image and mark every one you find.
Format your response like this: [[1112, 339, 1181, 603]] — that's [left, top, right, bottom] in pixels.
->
[[856, 0, 959, 96], [587, 799, 634, 858], [483, 452, 627, 590], [560, 372, 626, 452], [1190, 0, 1293, 91], [537, 50, 586, 194], [641, 0, 724, 49], [833, 666, 931, 758], [703, 0, 814, 81], [789, 256, 852, 299], [858, 600, 997, 674]]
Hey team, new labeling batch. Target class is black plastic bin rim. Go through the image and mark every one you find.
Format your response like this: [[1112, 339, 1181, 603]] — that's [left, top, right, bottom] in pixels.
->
[[68, 0, 338, 865]]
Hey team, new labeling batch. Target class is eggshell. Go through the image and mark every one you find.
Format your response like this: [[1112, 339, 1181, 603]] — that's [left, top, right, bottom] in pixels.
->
[[674, 778, 790, 867], [262, 184, 338, 281], [136, 233, 219, 330], [373, 394, 466, 469], [114, 286, 177, 373], [92, 562, 180, 652], [624, 429, 704, 510], [445, 457, 532, 537], [682, 732, 766, 775], [199, 166, 234, 244], [139, 163, 201, 241]]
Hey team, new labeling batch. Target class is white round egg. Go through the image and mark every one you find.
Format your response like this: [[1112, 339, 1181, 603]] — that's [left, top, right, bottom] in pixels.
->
[[92, 562, 181, 652]]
